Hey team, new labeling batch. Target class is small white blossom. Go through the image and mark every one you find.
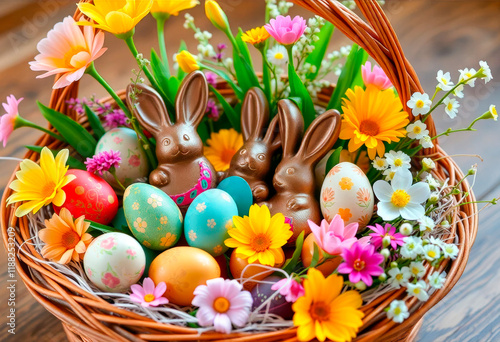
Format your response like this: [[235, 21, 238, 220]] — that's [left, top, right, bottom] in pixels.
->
[[406, 280, 429, 301], [489, 105, 498, 121], [453, 84, 465, 98], [387, 267, 411, 289], [223, 58, 233, 68], [419, 135, 434, 149], [425, 174, 441, 189], [422, 244, 441, 261], [387, 300, 410, 323], [409, 261, 426, 278], [442, 243, 459, 259], [422, 158, 436, 170], [385, 151, 411, 171], [372, 157, 388, 170], [400, 223, 413, 236], [428, 271, 447, 289], [428, 191, 440, 203], [443, 97, 460, 119], [406, 120, 428, 139], [436, 70, 454, 91], [425, 236, 445, 248], [440, 220, 451, 229], [479, 60, 492, 83], [383, 169, 396, 181], [418, 216, 435, 233], [459, 68, 477, 87], [407, 92, 432, 116], [401, 237, 423, 259], [267, 45, 288, 66]]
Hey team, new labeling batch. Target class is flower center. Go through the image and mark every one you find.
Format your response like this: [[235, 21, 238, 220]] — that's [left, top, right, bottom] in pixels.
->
[[309, 301, 331, 322], [63, 46, 87, 68], [274, 52, 284, 60], [428, 250, 437, 258], [359, 120, 380, 136], [376, 160, 385, 167], [213, 297, 230, 313], [391, 189, 411, 208], [394, 158, 403, 167], [144, 294, 156, 302], [447, 103, 454, 110], [413, 288, 421, 294], [251, 233, 271, 252], [61, 230, 80, 249], [415, 100, 425, 108], [353, 258, 366, 271], [394, 307, 401, 315], [413, 126, 422, 134], [41, 181, 56, 199], [441, 78, 448, 85], [396, 274, 403, 281], [411, 267, 419, 275]]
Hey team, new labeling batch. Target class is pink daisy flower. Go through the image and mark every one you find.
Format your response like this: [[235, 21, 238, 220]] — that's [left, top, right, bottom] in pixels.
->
[[307, 214, 359, 255], [29, 16, 107, 89], [338, 242, 385, 287], [192, 278, 253, 334], [264, 15, 307, 46], [130, 277, 169, 307], [270, 278, 304, 303], [368, 223, 405, 250], [361, 61, 393, 90], [0, 95, 23, 147]]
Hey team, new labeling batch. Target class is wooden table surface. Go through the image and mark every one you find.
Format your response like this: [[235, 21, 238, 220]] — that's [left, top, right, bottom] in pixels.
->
[[1, 1, 499, 341]]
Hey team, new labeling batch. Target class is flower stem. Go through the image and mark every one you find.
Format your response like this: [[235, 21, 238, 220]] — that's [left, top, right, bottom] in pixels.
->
[[156, 16, 171, 77], [109, 168, 126, 191], [258, 47, 272, 104], [15, 116, 66, 142]]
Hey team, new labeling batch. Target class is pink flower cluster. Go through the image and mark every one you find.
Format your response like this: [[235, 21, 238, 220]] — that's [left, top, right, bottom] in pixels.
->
[[85, 150, 121, 175], [0, 95, 22, 147], [271, 278, 304, 303], [206, 99, 219, 120], [67, 97, 128, 129]]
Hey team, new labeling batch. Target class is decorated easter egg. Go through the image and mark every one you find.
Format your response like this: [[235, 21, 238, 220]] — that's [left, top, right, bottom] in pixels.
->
[[217, 176, 253, 216], [229, 249, 285, 291], [54, 169, 118, 225], [301, 233, 342, 277], [95, 127, 149, 190], [320, 162, 374, 230], [184, 189, 238, 256], [250, 275, 293, 319], [83, 232, 145, 292], [149, 246, 220, 306], [123, 183, 183, 251]]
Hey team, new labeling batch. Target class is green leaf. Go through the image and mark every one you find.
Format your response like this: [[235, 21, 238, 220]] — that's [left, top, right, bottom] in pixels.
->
[[325, 146, 343, 174], [86, 220, 124, 236], [210, 85, 241, 131], [204, 66, 243, 99], [309, 242, 321, 269], [232, 31, 261, 96], [327, 44, 368, 111], [83, 104, 105, 139], [236, 28, 254, 69], [287, 97, 303, 112], [177, 40, 188, 80], [288, 61, 315, 128], [150, 49, 176, 115], [282, 231, 305, 274], [38, 102, 97, 158], [197, 120, 210, 142], [305, 22, 335, 80], [25, 145, 86, 170]]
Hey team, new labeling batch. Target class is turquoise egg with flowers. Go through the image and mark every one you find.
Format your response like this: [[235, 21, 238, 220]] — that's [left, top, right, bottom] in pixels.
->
[[184, 189, 238, 256], [123, 183, 183, 251]]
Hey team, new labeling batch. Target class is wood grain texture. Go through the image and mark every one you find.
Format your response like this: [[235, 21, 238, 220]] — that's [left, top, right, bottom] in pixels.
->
[[0, 1, 499, 341]]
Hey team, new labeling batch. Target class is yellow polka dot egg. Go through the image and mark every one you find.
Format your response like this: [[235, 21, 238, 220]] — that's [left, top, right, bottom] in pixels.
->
[[123, 183, 183, 251], [184, 189, 238, 257], [320, 162, 374, 230]]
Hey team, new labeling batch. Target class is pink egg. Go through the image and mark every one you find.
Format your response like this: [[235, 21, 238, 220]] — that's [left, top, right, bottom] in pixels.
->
[[54, 169, 118, 224]]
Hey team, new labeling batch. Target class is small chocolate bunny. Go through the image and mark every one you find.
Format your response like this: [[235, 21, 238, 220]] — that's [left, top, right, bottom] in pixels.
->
[[127, 71, 216, 209], [260, 99, 341, 243], [224, 87, 280, 202]]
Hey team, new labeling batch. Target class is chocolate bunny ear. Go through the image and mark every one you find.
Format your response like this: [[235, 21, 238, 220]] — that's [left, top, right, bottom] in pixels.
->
[[296, 109, 341, 166], [175, 70, 208, 127], [277, 99, 304, 158], [127, 83, 172, 136], [241, 87, 269, 141], [262, 115, 281, 153]]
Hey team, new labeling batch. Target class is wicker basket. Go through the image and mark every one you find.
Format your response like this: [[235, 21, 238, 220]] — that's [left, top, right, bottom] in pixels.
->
[[0, 0, 478, 341]]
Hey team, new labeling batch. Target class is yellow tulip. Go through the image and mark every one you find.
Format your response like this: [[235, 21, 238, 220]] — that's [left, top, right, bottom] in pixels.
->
[[77, 0, 153, 38], [176, 51, 200, 73], [205, 0, 230, 32], [151, 0, 199, 16]]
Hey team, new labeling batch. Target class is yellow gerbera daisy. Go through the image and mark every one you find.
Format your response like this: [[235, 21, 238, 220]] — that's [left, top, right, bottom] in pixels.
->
[[38, 208, 93, 264], [204, 128, 243, 172], [7, 148, 75, 217], [77, 0, 153, 37], [241, 26, 271, 45], [292, 268, 364, 342], [151, 0, 199, 16], [339, 85, 409, 159], [225, 204, 292, 266]]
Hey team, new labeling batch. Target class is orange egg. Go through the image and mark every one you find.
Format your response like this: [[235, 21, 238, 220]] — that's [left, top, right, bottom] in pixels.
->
[[229, 249, 285, 291], [301, 234, 342, 277], [149, 247, 220, 306]]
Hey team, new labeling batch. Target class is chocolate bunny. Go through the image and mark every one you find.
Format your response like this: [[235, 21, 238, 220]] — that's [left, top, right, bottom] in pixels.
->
[[127, 71, 216, 209], [260, 99, 341, 243], [224, 87, 280, 202]]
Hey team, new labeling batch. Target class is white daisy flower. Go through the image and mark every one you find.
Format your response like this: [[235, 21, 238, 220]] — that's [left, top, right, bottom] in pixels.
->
[[459, 67, 477, 87], [407, 92, 432, 116], [479, 60, 492, 83], [436, 70, 454, 91], [383, 169, 396, 181], [443, 97, 460, 119], [422, 158, 436, 170], [387, 300, 410, 323], [409, 261, 426, 278], [385, 151, 411, 172], [406, 280, 429, 301], [453, 84, 465, 98], [419, 135, 434, 149], [400, 223, 413, 236], [387, 266, 411, 289], [401, 237, 423, 259], [406, 120, 428, 139], [418, 216, 435, 233], [373, 157, 388, 171], [442, 243, 459, 259], [489, 105, 498, 121], [374, 169, 431, 221], [428, 271, 447, 289], [267, 45, 288, 66], [425, 174, 441, 189], [425, 236, 445, 248], [422, 244, 441, 261]]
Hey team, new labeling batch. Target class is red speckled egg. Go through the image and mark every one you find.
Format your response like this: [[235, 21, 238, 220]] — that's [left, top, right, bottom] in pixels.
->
[[54, 169, 118, 224]]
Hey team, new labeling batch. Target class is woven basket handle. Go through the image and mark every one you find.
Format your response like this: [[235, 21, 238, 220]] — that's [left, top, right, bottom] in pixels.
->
[[293, 0, 438, 141]]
